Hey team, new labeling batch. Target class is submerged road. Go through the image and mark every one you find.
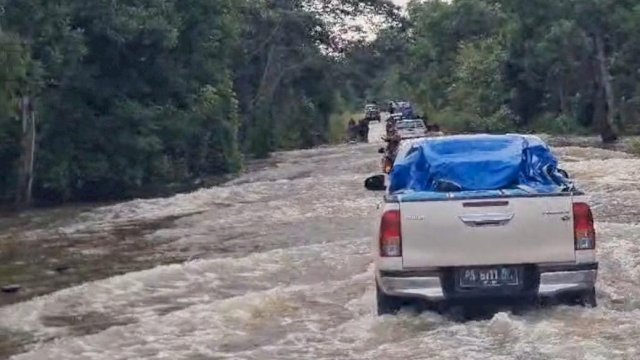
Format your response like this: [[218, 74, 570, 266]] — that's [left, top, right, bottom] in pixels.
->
[[2, 123, 640, 359]]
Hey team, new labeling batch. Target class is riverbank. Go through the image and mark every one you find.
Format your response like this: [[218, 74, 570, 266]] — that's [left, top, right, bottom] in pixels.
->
[[0, 155, 283, 304]]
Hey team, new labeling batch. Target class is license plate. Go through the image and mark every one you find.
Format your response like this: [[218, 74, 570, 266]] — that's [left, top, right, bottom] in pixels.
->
[[458, 267, 520, 288]]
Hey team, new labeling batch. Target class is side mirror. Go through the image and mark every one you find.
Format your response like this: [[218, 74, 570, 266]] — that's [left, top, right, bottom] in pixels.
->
[[378, 147, 385, 154], [365, 175, 386, 191], [557, 169, 570, 178]]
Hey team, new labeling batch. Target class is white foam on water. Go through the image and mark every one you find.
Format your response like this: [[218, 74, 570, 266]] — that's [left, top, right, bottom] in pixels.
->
[[4, 126, 640, 359]]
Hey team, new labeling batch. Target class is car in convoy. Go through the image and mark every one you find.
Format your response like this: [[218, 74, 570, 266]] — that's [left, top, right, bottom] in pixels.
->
[[395, 101, 415, 118], [395, 119, 427, 139], [365, 134, 597, 315], [365, 104, 381, 122], [386, 112, 403, 124]]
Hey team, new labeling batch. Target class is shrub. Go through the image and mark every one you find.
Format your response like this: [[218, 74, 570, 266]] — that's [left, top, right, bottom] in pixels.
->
[[630, 139, 640, 157], [329, 112, 359, 143], [530, 113, 589, 135]]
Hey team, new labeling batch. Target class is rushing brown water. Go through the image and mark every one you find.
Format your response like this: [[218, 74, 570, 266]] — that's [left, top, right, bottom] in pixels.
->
[[1, 123, 639, 360]]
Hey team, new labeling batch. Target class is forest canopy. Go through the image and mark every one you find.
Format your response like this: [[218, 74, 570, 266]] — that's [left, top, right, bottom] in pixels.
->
[[346, 0, 639, 140], [0, 0, 396, 204], [0, 0, 638, 205]]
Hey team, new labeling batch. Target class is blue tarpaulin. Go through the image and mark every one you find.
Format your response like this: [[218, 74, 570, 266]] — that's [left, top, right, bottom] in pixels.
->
[[388, 134, 572, 195]]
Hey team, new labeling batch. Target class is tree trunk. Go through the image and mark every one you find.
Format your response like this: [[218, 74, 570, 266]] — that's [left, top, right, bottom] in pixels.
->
[[254, 44, 277, 106], [558, 81, 571, 116], [15, 95, 36, 208], [594, 33, 618, 143]]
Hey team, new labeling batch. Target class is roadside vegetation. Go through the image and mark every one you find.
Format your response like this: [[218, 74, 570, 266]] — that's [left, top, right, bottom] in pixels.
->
[[0, 0, 398, 205], [344, 0, 640, 141], [630, 139, 640, 157], [2, 0, 640, 207]]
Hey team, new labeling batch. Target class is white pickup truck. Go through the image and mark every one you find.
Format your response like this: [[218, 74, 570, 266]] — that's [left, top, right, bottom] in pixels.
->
[[364, 135, 597, 315], [395, 119, 427, 139]]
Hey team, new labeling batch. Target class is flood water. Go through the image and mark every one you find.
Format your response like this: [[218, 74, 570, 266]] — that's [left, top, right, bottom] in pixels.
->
[[1, 123, 640, 359]]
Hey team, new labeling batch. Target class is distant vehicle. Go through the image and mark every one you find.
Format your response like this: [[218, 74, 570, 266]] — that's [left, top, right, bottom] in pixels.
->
[[365, 104, 381, 122], [387, 113, 403, 123], [386, 113, 406, 133], [364, 134, 597, 315], [395, 101, 414, 118], [386, 100, 417, 120], [395, 119, 427, 139]]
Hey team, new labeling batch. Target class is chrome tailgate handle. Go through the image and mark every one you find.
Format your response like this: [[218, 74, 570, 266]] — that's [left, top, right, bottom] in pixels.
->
[[458, 213, 515, 227]]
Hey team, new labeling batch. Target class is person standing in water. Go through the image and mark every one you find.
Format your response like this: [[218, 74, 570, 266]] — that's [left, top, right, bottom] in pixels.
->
[[358, 118, 369, 142], [347, 118, 357, 141]]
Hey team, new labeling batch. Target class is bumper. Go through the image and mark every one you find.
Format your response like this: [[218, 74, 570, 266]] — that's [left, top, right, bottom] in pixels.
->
[[378, 263, 597, 302], [538, 269, 597, 296]]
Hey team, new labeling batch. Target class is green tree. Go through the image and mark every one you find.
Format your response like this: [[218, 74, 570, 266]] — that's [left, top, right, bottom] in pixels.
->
[[0, 32, 30, 200], [448, 36, 514, 132], [352, 0, 640, 139], [0, 0, 401, 204]]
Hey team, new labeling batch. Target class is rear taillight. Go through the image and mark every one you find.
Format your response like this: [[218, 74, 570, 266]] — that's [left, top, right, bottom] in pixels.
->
[[573, 202, 596, 250], [380, 210, 402, 257], [383, 158, 392, 174]]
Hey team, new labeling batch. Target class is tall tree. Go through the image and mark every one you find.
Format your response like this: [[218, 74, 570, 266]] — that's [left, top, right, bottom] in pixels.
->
[[0, 0, 401, 204]]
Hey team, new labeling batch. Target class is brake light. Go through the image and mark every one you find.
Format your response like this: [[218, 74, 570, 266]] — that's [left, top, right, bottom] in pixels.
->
[[380, 210, 402, 257], [573, 202, 595, 250], [383, 158, 392, 174]]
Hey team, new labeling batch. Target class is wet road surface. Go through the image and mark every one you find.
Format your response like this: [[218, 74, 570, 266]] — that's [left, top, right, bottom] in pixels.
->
[[1, 123, 640, 359]]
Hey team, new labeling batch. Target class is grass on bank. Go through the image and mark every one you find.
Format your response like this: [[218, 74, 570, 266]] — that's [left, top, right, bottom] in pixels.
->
[[630, 139, 640, 156], [430, 109, 593, 136], [329, 112, 361, 144]]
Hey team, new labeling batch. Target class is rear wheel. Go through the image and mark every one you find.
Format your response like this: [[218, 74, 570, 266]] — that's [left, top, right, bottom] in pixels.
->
[[556, 288, 597, 308], [376, 284, 404, 315], [578, 288, 597, 307]]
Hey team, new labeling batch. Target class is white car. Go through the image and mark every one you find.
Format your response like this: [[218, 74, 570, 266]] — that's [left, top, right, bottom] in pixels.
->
[[365, 135, 597, 315], [395, 119, 427, 139]]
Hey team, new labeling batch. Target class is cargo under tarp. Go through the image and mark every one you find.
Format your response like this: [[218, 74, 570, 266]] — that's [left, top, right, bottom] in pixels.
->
[[388, 134, 573, 195]]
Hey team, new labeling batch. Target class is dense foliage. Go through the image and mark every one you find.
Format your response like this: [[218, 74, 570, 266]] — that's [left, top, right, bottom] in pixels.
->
[[3, 0, 639, 205], [0, 0, 396, 204], [345, 0, 640, 139]]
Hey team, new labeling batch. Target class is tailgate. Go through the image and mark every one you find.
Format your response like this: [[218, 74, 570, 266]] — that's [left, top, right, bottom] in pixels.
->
[[400, 196, 576, 268]]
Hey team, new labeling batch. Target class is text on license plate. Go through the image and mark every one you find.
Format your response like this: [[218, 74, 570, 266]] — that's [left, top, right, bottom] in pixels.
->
[[458, 267, 519, 287]]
